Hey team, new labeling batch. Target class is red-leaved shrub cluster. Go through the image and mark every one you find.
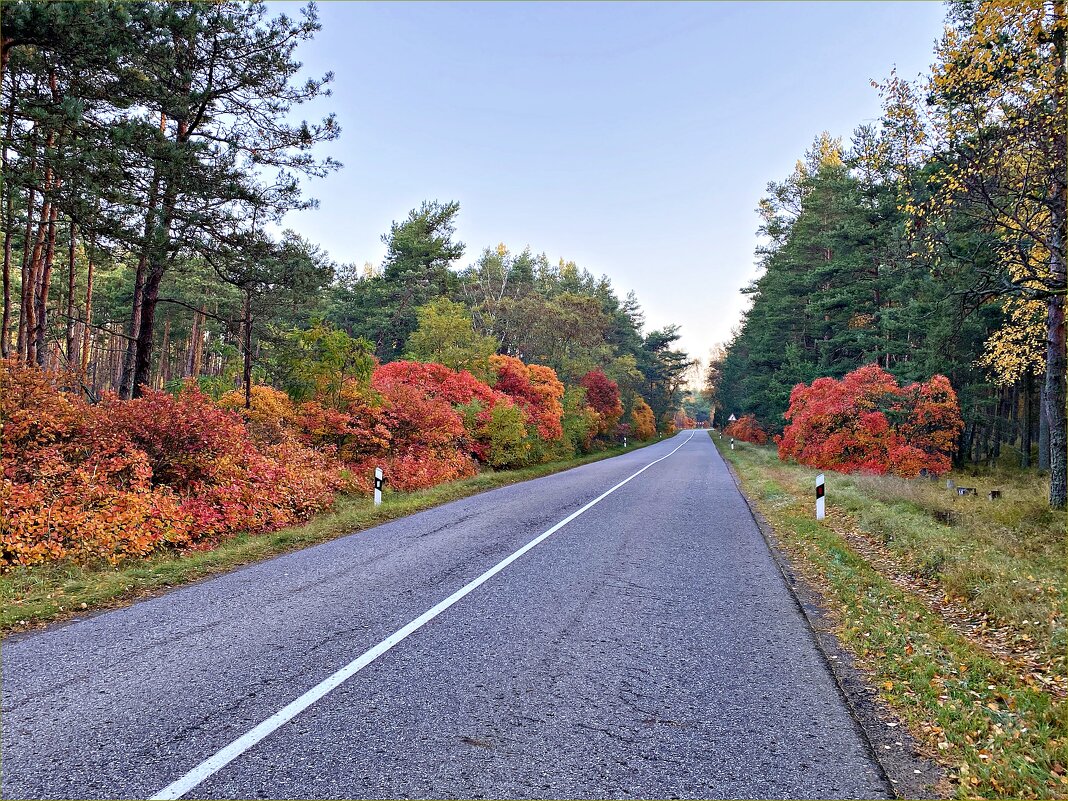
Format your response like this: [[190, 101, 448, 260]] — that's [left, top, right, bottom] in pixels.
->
[[777, 364, 964, 477], [579, 369, 623, 444], [2, 360, 342, 567], [3, 350, 653, 568], [724, 415, 768, 445]]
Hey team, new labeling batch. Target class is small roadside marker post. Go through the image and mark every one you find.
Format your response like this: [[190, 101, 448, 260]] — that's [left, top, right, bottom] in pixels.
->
[[730, 438, 735, 450], [623, 436, 627, 448], [374, 467, 384, 506], [816, 473, 826, 520]]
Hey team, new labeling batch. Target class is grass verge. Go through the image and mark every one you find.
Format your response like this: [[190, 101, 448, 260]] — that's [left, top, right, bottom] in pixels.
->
[[1, 439, 656, 637], [714, 433, 1067, 800]]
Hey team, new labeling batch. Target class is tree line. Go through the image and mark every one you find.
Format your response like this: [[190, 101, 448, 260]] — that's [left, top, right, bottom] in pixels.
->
[[707, 0, 1066, 509], [0, 1, 692, 432]]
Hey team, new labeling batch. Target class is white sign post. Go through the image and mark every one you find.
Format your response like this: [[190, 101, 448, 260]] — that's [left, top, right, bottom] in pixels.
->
[[816, 473, 826, 520], [374, 467, 384, 506], [730, 438, 735, 450]]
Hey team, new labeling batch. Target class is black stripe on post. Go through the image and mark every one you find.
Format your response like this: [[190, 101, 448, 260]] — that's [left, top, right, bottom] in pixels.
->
[[816, 484, 825, 499]]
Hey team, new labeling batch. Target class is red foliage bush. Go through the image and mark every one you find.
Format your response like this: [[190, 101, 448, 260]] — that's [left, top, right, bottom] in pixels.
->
[[777, 364, 964, 477], [724, 415, 768, 445], [579, 370, 623, 437], [1, 362, 341, 567], [491, 355, 565, 442]]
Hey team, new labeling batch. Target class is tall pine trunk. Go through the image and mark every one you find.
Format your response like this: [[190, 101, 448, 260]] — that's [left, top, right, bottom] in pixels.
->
[[80, 230, 94, 372], [1044, 243, 1066, 508], [33, 198, 59, 367], [119, 174, 161, 397], [23, 195, 51, 364], [1047, 0, 1068, 509], [1, 69, 18, 358], [130, 190, 176, 397], [14, 181, 35, 360], [242, 288, 253, 409], [65, 222, 77, 365]]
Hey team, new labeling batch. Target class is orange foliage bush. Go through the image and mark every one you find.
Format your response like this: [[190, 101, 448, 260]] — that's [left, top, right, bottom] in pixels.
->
[[777, 364, 964, 477], [724, 415, 769, 445], [490, 355, 565, 442], [630, 397, 657, 441], [1, 362, 341, 567]]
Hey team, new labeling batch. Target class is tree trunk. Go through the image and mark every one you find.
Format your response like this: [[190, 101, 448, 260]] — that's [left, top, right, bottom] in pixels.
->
[[1, 69, 18, 358], [119, 154, 164, 398], [15, 183, 36, 360], [243, 288, 253, 409], [1046, 0, 1067, 510], [1044, 288, 1067, 508], [1022, 371, 1033, 469], [990, 387, 1005, 463], [21, 196, 48, 363], [130, 210, 176, 397], [186, 303, 205, 378], [130, 117, 183, 398], [81, 232, 94, 373], [66, 222, 77, 365], [33, 200, 59, 368], [159, 317, 170, 389]]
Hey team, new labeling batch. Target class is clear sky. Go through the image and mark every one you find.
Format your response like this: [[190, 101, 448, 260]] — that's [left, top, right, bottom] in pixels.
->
[[274, 0, 948, 364]]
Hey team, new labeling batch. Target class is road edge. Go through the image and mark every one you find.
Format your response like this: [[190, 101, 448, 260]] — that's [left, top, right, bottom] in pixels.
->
[[711, 434, 945, 800], [3, 437, 665, 642]]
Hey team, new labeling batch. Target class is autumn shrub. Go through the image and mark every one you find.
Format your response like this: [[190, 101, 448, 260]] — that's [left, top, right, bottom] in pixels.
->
[[219, 385, 299, 444], [560, 386, 599, 455], [481, 402, 531, 468], [579, 369, 623, 438], [97, 385, 343, 545], [778, 363, 964, 477], [724, 414, 769, 445], [0, 363, 341, 567], [295, 397, 391, 464], [491, 355, 565, 443], [673, 410, 697, 430], [1, 362, 184, 565], [363, 379, 478, 491], [630, 396, 657, 441]]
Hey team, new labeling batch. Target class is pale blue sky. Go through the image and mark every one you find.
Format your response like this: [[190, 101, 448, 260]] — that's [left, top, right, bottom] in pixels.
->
[[276, 1, 947, 363]]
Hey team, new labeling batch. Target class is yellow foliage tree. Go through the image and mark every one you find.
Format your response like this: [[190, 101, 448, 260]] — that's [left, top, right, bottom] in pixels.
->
[[885, 0, 1066, 507]]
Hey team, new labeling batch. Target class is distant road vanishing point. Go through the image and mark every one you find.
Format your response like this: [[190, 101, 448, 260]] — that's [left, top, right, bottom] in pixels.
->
[[2, 432, 890, 800]]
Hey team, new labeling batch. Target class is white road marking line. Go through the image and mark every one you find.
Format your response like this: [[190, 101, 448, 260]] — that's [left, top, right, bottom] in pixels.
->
[[151, 431, 695, 800]]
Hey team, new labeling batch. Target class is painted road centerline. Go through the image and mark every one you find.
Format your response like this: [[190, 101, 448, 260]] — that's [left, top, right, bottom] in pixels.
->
[[151, 431, 696, 800]]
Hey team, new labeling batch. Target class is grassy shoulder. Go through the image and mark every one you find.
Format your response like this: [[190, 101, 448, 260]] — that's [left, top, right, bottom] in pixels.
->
[[1, 438, 657, 637], [714, 433, 1067, 799]]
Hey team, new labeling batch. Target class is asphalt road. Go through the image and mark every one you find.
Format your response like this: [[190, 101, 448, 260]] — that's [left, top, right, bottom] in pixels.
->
[[2, 431, 891, 800]]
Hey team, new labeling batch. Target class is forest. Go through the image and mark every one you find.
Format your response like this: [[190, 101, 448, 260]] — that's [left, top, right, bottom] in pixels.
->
[[707, 0, 1066, 509], [0, 1, 692, 566]]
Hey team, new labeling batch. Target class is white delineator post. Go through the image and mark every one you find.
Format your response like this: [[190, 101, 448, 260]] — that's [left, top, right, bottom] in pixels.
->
[[816, 473, 826, 520], [730, 438, 735, 450], [374, 467, 384, 506]]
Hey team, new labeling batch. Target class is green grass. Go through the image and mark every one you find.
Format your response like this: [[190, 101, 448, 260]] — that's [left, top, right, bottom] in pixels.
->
[[715, 434, 1068, 799], [1, 439, 656, 636]]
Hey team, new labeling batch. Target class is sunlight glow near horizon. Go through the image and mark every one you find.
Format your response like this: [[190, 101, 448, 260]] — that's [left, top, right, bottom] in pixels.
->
[[273, 1, 948, 364]]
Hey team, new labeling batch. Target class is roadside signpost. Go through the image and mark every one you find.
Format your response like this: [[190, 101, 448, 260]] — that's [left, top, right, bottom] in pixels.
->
[[374, 467, 384, 506], [816, 473, 826, 520]]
